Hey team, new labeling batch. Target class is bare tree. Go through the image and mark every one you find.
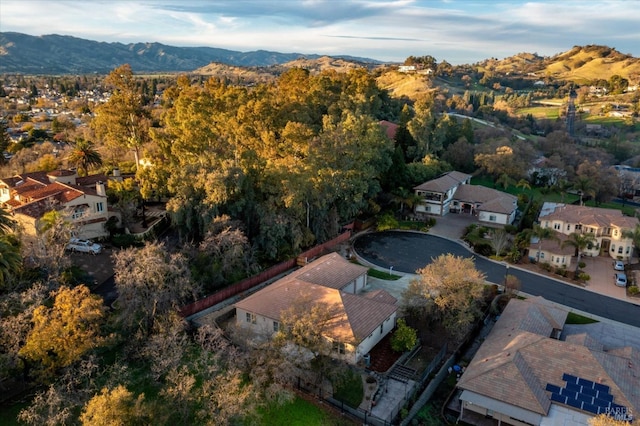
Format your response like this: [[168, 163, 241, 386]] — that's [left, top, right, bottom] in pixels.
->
[[489, 228, 510, 257]]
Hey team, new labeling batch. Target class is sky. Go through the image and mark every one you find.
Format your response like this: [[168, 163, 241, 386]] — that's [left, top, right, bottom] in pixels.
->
[[1, 0, 640, 64]]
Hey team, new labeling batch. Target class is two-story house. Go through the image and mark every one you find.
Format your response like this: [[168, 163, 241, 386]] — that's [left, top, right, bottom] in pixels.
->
[[414, 171, 518, 225], [529, 202, 638, 268], [0, 169, 116, 240], [234, 253, 398, 365]]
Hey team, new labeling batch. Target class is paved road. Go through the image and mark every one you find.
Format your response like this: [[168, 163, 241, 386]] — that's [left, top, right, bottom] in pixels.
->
[[353, 231, 640, 328]]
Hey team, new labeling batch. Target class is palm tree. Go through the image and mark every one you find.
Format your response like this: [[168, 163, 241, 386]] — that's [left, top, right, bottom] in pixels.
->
[[561, 232, 597, 273], [572, 177, 596, 206], [0, 207, 15, 234], [525, 224, 559, 263], [391, 187, 423, 214], [0, 235, 21, 287], [516, 178, 531, 194], [67, 138, 103, 176], [496, 173, 514, 190]]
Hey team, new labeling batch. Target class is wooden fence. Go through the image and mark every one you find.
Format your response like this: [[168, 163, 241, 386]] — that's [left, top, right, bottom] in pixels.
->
[[179, 228, 352, 317]]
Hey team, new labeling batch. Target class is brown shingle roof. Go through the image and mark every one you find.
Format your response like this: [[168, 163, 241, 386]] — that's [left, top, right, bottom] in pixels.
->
[[453, 185, 517, 215], [235, 253, 397, 345], [541, 203, 639, 231], [458, 297, 639, 416], [292, 252, 368, 290], [413, 171, 471, 192]]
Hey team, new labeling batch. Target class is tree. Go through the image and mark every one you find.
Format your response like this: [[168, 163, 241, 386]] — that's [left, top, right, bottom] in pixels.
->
[[589, 413, 632, 426], [402, 254, 486, 336], [19, 285, 106, 380], [390, 318, 417, 352], [0, 206, 16, 234], [0, 234, 22, 287], [489, 228, 510, 257], [113, 242, 199, 335], [80, 386, 148, 426], [526, 224, 559, 263], [92, 64, 150, 169], [572, 176, 596, 206], [67, 138, 102, 176], [622, 224, 640, 257], [561, 232, 597, 273], [516, 178, 531, 195]]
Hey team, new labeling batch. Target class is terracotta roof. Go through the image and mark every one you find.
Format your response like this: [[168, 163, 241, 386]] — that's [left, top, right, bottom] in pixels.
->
[[379, 120, 399, 140], [292, 252, 368, 290], [453, 185, 517, 215], [458, 297, 639, 416], [414, 171, 471, 192], [47, 169, 76, 177], [540, 203, 639, 231], [235, 253, 397, 344]]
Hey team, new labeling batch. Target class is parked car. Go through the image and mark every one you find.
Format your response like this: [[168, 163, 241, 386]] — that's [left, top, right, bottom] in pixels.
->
[[613, 260, 625, 271], [614, 273, 627, 287], [66, 238, 102, 254]]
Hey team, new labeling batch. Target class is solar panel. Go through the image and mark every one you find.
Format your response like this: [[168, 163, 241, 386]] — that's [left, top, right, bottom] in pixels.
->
[[550, 393, 567, 404], [548, 374, 627, 418], [594, 383, 610, 393], [546, 384, 561, 393], [577, 378, 594, 389]]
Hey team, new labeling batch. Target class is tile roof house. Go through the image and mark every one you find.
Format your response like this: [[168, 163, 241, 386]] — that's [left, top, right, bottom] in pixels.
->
[[528, 202, 639, 267], [413, 171, 518, 225], [0, 169, 116, 240], [234, 253, 398, 364], [457, 297, 638, 425]]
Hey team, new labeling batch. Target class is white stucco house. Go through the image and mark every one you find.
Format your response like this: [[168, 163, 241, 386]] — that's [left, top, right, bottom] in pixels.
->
[[234, 252, 398, 365], [528, 202, 639, 267], [414, 171, 518, 225], [0, 169, 117, 240]]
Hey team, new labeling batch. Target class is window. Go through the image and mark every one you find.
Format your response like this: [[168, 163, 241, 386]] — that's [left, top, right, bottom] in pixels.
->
[[424, 205, 430, 212], [618, 246, 623, 254], [554, 223, 561, 230], [380, 324, 384, 335], [273, 321, 279, 332], [539, 252, 545, 259], [71, 208, 85, 220], [575, 224, 582, 230], [612, 244, 616, 253], [333, 341, 346, 355], [613, 229, 619, 237], [245, 312, 256, 324], [96, 202, 104, 213], [626, 247, 631, 254], [489, 215, 496, 222], [567, 224, 571, 231]]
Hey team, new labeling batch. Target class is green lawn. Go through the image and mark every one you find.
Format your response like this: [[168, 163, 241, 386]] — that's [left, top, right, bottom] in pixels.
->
[[566, 312, 598, 325], [368, 268, 402, 280], [517, 106, 561, 119], [257, 396, 352, 426]]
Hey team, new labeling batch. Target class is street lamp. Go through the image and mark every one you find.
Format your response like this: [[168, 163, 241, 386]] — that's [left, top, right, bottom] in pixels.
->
[[389, 265, 393, 278], [503, 262, 510, 293]]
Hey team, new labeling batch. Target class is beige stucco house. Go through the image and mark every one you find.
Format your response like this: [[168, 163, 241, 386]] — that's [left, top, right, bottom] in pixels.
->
[[234, 253, 397, 364], [528, 202, 639, 267], [0, 169, 116, 240], [457, 297, 638, 425], [414, 171, 518, 225]]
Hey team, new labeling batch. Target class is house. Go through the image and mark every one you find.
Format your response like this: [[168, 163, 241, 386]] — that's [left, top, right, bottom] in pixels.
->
[[457, 297, 638, 425], [234, 253, 398, 364], [413, 171, 518, 225], [0, 169, 116, 240], [528, 202, 638, 267]]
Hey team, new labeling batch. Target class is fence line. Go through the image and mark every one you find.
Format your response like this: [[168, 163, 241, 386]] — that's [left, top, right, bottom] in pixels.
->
[[180, 228, 352, 317]]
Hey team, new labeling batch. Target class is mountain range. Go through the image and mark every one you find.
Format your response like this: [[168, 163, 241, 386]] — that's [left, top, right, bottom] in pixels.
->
[[0, 32, 381, 74]]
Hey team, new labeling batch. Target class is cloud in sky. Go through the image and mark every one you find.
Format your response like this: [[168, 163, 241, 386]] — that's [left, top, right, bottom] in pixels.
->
[[1, 0, 639, 64]]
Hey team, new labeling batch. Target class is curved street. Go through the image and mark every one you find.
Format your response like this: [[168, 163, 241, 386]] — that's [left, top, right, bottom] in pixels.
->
[[353, 230, 640, 328]]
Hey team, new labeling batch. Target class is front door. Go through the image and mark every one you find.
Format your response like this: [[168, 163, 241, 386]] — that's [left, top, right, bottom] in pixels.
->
[[600, 239, 610, 256]]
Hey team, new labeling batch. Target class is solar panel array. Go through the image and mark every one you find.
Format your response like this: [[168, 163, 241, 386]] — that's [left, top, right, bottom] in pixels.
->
[[546, 373, 628, 417]]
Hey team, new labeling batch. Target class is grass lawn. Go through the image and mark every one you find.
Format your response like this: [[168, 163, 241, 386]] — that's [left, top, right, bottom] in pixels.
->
[[566, 312, 599, 325], [257, 396, 352, 426], [0, 401, 27, 426], [517, 106, 561, 119], [368, 268, 402, 280]]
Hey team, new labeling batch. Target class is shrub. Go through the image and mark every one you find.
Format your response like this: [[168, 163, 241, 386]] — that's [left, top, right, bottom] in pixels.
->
[[504, 224, 517, 234], [377, 212, 399, 231], [578, 261, 586, 269], [391, 319, 417, 353], [425, 217, 436, 227], [540, 262, 552, 272], [578, 272, 591, 282], [628, 286, 639, 296]]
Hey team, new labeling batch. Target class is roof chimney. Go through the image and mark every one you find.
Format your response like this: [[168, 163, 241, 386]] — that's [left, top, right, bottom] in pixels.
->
[[96, 181, 106, 197]]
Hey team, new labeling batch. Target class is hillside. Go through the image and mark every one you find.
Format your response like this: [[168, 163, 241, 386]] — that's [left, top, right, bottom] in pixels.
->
[[475, 45, 640, 83], [0, 32, 379, 74]]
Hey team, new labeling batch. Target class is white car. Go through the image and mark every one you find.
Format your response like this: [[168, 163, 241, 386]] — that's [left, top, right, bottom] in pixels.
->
[[614, 273, 627, 287], [66, 238, 102, 254], [613, 260, 625, 271]]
